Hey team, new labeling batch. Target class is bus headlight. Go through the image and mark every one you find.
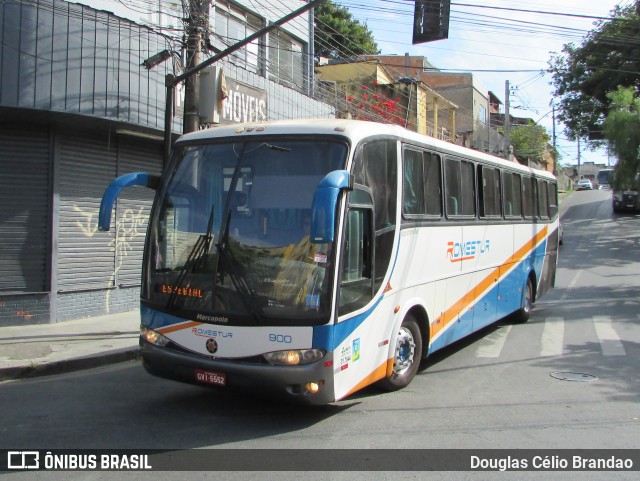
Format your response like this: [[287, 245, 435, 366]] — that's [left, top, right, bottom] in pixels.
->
[[263, 349, 325, 366], [140, 326, 170, 346]]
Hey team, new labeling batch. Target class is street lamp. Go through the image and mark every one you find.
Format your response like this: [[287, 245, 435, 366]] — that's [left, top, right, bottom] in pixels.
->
[[154, 0, 325, 168], [141, 50, 172, 69]]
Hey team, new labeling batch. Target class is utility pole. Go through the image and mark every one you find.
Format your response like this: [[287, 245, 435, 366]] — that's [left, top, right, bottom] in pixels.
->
[[577, 137, 581, 179], [552, 102, 557, 175], [183, 0, 208, 134], [504, 80, 511, 160], [163, 0, 325, 166]]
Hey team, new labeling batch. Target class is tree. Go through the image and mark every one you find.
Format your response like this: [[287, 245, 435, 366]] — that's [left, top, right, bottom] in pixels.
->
[[548, 2, 640, 146], [314, 1, 379, 60], [604, 86, 640, 189], [344, 85, 405, 126], [510, 123, 551, 166]]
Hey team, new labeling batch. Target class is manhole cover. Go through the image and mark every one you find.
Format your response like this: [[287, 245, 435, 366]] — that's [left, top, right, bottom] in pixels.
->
[[550, 371, 598, 382]]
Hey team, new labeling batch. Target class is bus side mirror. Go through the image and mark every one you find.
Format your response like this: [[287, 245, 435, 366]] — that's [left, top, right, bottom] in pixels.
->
[[310, 170, 353, 244], [99, 172, 160, 231]]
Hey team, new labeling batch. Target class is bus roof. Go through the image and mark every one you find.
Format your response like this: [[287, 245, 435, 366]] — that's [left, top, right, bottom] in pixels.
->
[[177, 119, 555, 179]]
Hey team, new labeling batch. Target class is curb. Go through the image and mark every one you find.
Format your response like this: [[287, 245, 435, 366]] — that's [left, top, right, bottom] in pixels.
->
[[0, 347, 139, 382]]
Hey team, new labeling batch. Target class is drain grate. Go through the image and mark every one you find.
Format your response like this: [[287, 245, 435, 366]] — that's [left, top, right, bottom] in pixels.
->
[[550, 371, 598, 382]]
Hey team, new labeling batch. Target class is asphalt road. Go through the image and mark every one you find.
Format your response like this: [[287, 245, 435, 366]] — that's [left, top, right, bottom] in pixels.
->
[[1, 188, 638, 480]]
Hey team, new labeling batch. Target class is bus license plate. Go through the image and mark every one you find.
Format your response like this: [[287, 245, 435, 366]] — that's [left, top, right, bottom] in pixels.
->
[[195, 369, 226, 386]]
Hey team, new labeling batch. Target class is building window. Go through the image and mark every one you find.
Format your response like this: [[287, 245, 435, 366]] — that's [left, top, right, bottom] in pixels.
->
[[268, 28, 305, 91], [211, 2, 263, 73], [478, 104, 487, 125]]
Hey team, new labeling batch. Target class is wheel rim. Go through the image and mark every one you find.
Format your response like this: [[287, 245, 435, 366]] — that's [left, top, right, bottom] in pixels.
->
[[392, 326, 416, 376], [523, 281, 532, 314]]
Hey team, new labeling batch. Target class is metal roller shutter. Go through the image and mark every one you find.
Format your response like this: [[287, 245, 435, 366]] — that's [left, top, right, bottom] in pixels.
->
[[115, 137, 162, 286], [0, 126, 51, 292], [57, 133, 117, 291]]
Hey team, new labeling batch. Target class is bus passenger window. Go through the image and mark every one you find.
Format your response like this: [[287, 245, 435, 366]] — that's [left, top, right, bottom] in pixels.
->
[[548, 182, 559, 218], [339, 207, 373, 315], [445, 158, 461, 217], [460, 160, 476, 216], [403, 148, 442, 218], [537, 180, 549, 219], [504, 172, 522, 218], [352, 139, 397, 293], [522, 176, 535, 219], [480, 166, 501, 217], [448, 196, 459, 215]]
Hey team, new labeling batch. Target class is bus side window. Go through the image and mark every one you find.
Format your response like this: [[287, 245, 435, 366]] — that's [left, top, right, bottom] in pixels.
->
[[537, 179, 549, 219], [504, 171, 522, 218], [402, 147, 442, 218], [339, 197, 373, 315], [352, 139, 397, 294], [445, 158, 461, 217], [522, 176, 536, 219], [445, 156, 475, 217], [548, 182, 558, 218], [448, 196, 459, 215]]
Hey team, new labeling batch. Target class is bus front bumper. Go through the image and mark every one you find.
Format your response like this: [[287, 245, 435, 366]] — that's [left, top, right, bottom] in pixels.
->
[[139, 339, 336, 405]]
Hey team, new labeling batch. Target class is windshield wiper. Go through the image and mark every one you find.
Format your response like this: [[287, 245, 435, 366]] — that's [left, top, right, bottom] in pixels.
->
[[167, 204, 214, 308], [264, 143, 291, 153], [215, 205, 264, 321]]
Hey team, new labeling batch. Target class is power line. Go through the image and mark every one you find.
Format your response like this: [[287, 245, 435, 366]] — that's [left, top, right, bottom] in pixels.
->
[[452, 2, 612, 20]]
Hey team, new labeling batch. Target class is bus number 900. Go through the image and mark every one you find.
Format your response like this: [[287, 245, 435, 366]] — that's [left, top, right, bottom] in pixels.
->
[[269, 334, 292, 344]]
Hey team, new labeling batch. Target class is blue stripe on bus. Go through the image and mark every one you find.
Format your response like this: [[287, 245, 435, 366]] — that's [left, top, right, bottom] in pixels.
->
[[312, 296, 384, 352], [428, 239, 548, 352], [141, 305, 185, 329]]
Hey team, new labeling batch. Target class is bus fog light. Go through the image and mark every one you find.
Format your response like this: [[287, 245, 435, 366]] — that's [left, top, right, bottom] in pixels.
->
[[140, 326, 170, 346], [263, 349, 325, 366], [305, 381, 323, 394]]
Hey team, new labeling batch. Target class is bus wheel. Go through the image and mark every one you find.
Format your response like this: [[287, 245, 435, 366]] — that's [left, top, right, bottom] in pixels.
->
[[377, 314, 422, 391], [514, 277, 533, 323]]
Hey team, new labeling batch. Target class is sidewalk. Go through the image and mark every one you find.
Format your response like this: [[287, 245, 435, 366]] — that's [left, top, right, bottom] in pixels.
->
[[0, 310, 140, 381]]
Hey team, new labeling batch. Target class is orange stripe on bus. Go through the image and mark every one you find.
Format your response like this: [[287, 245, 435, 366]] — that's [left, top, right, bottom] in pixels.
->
[[431, 226, 548, 338], [157, 321, 202, 334], [343, 359, 392, 399], [450, 256, 475, 263]]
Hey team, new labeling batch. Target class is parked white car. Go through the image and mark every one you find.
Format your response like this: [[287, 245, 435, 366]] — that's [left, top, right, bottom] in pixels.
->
[[576, 179, 593, 190]]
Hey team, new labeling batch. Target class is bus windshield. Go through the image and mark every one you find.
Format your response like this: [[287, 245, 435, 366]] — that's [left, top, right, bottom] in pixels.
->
[[144, 138, 347, 324], [597, 169, 614, 188]]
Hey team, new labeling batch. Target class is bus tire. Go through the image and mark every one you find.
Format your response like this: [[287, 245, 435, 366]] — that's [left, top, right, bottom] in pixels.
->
[[514, 277, 534, 323], [377, 314, 422, 391]]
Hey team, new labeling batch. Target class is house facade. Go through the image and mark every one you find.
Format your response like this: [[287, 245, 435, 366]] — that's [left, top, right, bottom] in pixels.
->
[[316, 59, 458, 141], [361, 55, 509, 157]]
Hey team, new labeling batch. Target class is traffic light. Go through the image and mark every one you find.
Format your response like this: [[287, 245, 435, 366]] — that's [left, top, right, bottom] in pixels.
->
[[412, 0, 451, 44]]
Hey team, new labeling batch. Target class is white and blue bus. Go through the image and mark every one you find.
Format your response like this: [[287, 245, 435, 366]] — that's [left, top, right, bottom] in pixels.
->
[[99, 119, 559, 404], [597, 168, 614, 189]]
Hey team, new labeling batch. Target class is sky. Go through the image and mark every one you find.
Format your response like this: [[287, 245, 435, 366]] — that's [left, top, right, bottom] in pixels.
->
[[338, 0, 630, 168]]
